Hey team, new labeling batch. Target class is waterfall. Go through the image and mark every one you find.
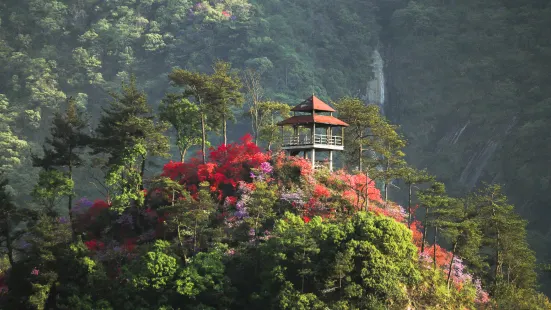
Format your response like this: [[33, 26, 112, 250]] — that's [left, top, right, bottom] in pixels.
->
[[362, 49, 388, 194], [364, 49, 386, 114], [457, 115, 518, 189], [459, 140, 499, 190], [451, 121, 470, 145]]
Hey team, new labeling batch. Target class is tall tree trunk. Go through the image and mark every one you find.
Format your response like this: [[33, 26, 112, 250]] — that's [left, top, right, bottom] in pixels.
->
[[5, 218, 14, 266], [384, 157, 390, 202], [358, 144, 363, 171], [139, 155, 146, 191], [447, 241, 458, 289], [223, 113, 227, 146], [364, 170, 370, 211], [180, 148, 188, 163], [407, 183, 412, 227], [384, 181, 389, 202], [193, 218, 198, 253], [433, 226, 438, 269], [421, 207, 428, 253], [253, 105, 259, 145], [68, 158, 76, 240], [493, 206, 501, 284], [201, 113, 207, 164]]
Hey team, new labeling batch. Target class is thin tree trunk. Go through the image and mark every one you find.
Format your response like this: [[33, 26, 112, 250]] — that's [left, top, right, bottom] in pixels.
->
[[358, 144, 363, 171], [407, 183, 412, 227], [223, 113, 227, 146], [201, 113, 207, 164], [433, 226, 438, 269], [194, 218, 198, 253], [421, 207, 428, 253], [139, 155, 146, 191], [384, 181, 389, 202], [447, 241, 458, 289], [68, 158, 76, 240], [5, 218, 14, 266], [493, 207, 500, 284], [180, 148, 188, 163], [364, 170, 370, 211]]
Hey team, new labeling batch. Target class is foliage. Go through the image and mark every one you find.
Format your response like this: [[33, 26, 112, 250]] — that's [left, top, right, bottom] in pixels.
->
[[0, 94, 28, 174], [257, 100, 291, 150], [0, 0, 550, 303], [4, 134, 550, 308], [159, 96, 206, 162], [32, 170, 74, 214]]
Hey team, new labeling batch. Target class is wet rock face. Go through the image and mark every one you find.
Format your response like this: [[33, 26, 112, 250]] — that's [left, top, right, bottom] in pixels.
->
[[364, 50, 386, 114]]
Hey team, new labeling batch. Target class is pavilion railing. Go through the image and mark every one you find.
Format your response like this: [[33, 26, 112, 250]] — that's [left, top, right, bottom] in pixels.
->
[[282, 134, 343, 147]]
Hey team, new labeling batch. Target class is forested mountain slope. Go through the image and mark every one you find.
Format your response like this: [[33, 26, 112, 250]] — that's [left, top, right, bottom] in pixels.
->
[[1, 0, 551, 297], [383, 0, 551, 293]]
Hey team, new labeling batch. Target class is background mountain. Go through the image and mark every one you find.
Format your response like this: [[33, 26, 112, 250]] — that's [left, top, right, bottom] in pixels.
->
[[0, 0, 550, 294]]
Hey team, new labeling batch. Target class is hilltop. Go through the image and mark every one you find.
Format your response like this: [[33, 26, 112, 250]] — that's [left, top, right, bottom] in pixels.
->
[[1, 135, 498, 309]]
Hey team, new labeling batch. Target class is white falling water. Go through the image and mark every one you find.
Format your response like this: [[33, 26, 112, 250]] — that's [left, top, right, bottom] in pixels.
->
[[459, 140, 499, 190], [458, 115, 518, 189], [363, 49, 387, 195], [365, 49, 386, 113], [451, 121, 470, 145]]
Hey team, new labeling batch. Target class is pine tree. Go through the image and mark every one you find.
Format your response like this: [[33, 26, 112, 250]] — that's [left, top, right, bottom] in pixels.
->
[[417, 181, 449, 257], [168, 68, 219, 163], [209, 61, 245, 146], [369, 120, 407, 202], [335, 98, 407, 202], [436, 197, 483, 288], [92, 76, 169, 191], [471, 184, 537, 291], [401, 167, 434, 227], [334, 98, 380, 172], [32, 97, 91, 236]]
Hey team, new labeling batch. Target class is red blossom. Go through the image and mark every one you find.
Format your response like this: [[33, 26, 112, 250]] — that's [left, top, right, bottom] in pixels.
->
[[302, 216, 311, 223], [84, 239, 105, 251], [88, 200, 110, 217], [225, 196, 237, 206], [313, 184, 331, 198], [161, 135, 269, 197], [123, 239, 137, 252]]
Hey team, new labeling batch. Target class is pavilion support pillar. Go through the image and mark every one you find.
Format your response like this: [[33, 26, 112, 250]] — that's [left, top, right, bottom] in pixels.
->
[[311, 149, 316, 169], [329, 150, 333, 171]]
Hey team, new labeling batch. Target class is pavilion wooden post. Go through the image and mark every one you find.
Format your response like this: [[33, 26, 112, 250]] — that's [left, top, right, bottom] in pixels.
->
[[329, 150, 333, 171]]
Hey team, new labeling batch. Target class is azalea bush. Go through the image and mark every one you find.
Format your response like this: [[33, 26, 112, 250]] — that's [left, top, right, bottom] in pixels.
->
[[1, 136, 494, 309]]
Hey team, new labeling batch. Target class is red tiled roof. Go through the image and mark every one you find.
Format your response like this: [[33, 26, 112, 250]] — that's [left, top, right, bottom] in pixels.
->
[[277, 115, 349, 127], [291, 95, 336, 112]]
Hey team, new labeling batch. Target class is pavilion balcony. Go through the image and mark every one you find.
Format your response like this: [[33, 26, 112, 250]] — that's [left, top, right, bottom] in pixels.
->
[[281, 134, 344, 150]]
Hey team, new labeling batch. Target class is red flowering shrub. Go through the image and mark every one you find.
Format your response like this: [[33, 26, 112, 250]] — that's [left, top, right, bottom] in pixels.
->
[[123, 238, 137, 252], [162, 135, 270, 199], [326, 170, 382, 208], [410, 220, 424, 249], [84, 239, 105, 251], [369, 205, 406, 223], [87, 200, 111, 219], [313, 184, 331, 198]]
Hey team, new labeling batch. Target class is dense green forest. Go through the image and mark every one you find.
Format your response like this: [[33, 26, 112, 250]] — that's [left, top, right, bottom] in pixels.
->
[[1, 0, 551, 308]]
